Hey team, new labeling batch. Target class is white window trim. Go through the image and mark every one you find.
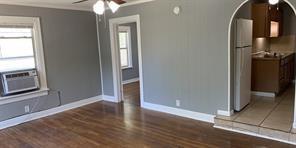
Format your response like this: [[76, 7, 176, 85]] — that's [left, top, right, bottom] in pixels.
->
[[0, 16, 48, 103], [118, 26, 133, 69]]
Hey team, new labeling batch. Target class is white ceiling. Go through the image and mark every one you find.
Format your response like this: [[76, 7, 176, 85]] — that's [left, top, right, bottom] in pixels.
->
[[0, 0, 143, 11]]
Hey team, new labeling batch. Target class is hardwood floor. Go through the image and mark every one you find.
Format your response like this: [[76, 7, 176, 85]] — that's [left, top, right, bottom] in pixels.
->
[[123, 82, 140, 106], [0, 101, 294, 147]]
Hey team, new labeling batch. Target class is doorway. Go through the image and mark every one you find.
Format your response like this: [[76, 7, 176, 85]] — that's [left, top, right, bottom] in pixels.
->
[[118, 23, 140, 106], [109, 15, 144, 107]]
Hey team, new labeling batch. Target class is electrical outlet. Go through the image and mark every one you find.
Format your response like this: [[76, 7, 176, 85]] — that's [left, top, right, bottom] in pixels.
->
[[25, 105, 30, 113], [176, 100, 181, 107]]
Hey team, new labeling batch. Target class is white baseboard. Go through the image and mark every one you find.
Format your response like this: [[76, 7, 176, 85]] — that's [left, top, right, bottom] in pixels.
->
[[122, 78, 139, 85], [251, 91, 275, 98], [217, 110, 234, 116], [0, 95, 103, 130], [214, 125, 295, 145], [102, 95, 119, 103], [142, 102, 215, 123]]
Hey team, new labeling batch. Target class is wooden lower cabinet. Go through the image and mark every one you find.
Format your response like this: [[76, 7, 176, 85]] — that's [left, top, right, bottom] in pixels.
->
[[251, 53, 294, 94]]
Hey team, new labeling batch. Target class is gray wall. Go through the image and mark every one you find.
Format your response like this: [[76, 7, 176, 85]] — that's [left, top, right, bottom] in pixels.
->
[[235, 1, 252, 19], [99, 0, 296, 115], [0, 5, 101, 121], [120, 23, 139, 81], [99, 0, 254, 115]]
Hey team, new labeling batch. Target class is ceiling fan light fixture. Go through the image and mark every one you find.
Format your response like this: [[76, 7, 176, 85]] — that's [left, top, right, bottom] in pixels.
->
[[108, 1, 120, 13], [93, 0, 105, 15], [269, 0, 279, 5]]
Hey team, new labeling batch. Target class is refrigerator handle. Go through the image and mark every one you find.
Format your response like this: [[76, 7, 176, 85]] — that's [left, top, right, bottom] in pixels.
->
[[240, 49, 244, 76]]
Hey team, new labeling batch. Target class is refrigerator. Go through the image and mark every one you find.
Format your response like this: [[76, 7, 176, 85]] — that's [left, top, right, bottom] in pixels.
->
[[234, 19, 253, 111]]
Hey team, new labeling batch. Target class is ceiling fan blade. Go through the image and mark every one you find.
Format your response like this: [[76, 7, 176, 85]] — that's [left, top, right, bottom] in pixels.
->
[[72, 0, 89, 4], [112, 0, 127, 5]]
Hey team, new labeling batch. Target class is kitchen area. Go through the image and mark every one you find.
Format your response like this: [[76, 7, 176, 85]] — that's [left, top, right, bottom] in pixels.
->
[[215, 0, 296, 141], [252, 2, 295, 97]]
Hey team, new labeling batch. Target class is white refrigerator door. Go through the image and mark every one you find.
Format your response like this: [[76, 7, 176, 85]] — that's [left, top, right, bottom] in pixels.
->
[[236, 19, 253, 47], [235, 46, 252, 111]]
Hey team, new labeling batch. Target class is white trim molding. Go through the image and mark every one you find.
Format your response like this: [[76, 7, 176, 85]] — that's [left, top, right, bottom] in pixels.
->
[[217, 110, 234, 117], [0, 95, 103, 130], [102, 95, 119, 103], [109, 15, 144, 106], [251, 91, 275, 98], [0, 89, 49, 105], [122, 78, 140, 85], [142, 102, 215, 123]]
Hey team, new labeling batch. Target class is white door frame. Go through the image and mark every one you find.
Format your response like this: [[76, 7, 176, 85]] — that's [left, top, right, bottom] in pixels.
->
[[109, 14, 144, 106], [227, 0, 296, 128]]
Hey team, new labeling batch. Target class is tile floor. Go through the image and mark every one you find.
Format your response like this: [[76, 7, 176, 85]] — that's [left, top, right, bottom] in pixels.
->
[[215, 86, 295, 142]]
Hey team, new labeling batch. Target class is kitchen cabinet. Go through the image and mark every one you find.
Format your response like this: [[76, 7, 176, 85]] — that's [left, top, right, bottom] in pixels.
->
[[251, 53, 294, 94], [252, 3, 282, 38]]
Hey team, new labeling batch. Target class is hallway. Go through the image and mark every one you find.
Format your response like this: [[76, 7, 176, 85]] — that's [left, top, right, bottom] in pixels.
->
[[123, 81, 140, 106]]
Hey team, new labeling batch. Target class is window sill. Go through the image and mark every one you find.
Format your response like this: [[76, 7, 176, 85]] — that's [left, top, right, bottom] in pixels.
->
[[122, 66, 133, 70], [0, 88, 49, 105]]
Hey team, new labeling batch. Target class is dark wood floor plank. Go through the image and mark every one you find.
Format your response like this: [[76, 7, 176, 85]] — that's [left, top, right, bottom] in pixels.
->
[[0, 83, 294, 148], [123, 82, 141, 106], [0, 101, 294, 147]]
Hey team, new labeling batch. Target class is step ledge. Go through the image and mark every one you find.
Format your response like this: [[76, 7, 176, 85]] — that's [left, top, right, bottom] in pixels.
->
[[214, 125, 296, 145]]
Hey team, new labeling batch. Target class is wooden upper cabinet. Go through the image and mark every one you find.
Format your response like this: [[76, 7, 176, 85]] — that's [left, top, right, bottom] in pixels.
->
[[252, 3, 270, 38], [270, 6, 281, 21], [252, 3, 282, 38]]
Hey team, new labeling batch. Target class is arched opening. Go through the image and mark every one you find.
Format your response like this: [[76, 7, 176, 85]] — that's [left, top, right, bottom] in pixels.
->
[[225, 0, 296, 136]]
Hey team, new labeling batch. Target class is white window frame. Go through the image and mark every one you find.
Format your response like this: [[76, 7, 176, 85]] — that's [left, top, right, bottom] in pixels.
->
[[0, 16, 48, 104], [118, 26, 133, 69]]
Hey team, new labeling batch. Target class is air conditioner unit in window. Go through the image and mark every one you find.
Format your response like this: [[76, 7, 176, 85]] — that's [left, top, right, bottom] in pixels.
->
[[0, 69, 40, 96]]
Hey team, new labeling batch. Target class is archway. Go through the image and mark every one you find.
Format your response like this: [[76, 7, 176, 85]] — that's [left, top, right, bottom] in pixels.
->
[[227, 0, 296, 127]]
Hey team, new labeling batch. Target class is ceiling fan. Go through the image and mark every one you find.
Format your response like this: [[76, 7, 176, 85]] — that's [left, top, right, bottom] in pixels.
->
[[72, 0, 127, 15]]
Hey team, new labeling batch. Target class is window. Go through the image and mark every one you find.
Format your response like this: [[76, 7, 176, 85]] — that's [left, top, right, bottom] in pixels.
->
[[0, 27, 35, 72], [0, 16, 48, 100], [118, 26, 132, 69]]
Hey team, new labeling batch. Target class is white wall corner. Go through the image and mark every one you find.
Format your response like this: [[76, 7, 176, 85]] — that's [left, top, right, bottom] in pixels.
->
[[293, 122, 296, 129], [102, 95, 120, 103], [217, 110, 234, 117], [0, 95, 103, 130], [142, 102, 215, 123], [122, 78, 140, 85]]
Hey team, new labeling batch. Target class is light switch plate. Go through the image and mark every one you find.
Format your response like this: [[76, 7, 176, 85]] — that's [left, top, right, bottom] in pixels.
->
[[25, 105, 30, 113], [176, 100, 181, 107]]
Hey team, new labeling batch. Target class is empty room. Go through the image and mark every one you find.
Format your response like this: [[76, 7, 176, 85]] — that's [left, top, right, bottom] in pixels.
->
[[0, 0, 296, 147]]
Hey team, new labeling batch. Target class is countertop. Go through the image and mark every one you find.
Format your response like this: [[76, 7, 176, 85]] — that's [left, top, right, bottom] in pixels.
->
[[252, 52, 295, 61]]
